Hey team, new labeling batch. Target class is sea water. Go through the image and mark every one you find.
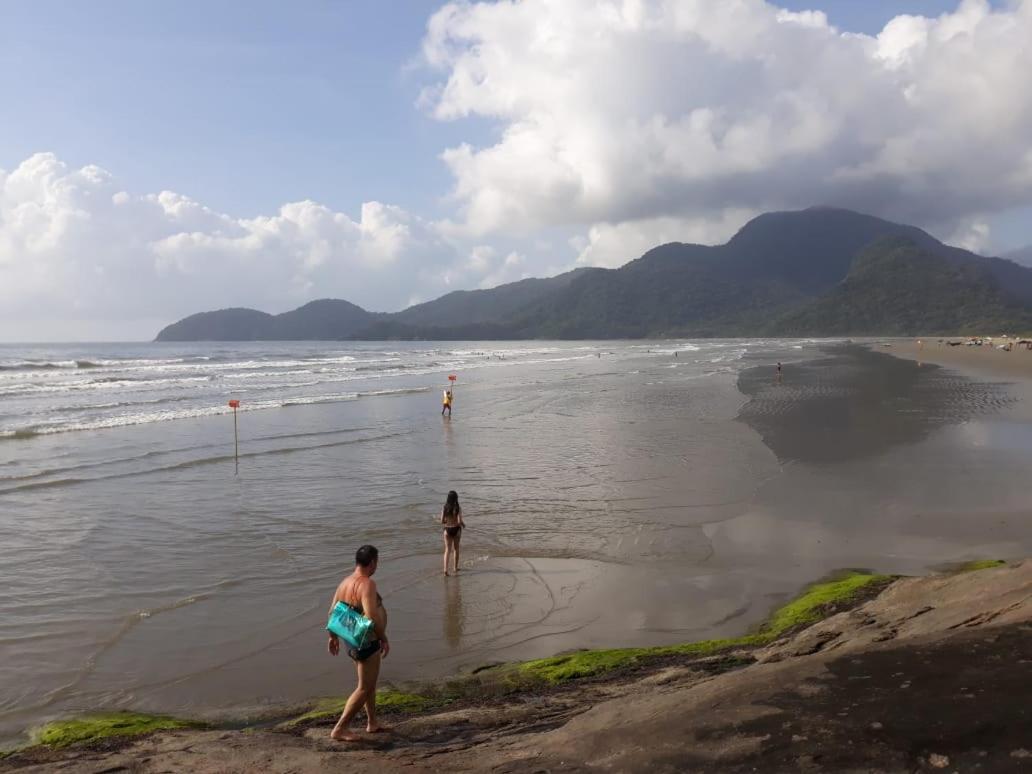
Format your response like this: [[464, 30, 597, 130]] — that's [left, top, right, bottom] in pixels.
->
[[1, 339, 1030, 743]]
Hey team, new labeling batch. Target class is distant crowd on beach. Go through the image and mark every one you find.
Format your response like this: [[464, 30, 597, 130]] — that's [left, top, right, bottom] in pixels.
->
[[886, 336, 1032, 352], [932, 336, 1032, 351]]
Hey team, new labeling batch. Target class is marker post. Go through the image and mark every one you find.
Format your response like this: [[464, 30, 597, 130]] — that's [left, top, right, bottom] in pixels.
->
[[448, 374, 457, 412], [228, 399, 240, 474]]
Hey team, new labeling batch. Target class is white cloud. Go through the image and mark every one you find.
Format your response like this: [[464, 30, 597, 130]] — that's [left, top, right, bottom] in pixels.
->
[[423, 0, 1032, 239], [478, 250, 528, 288], [0, 153, 512, 338], [948, 217, 992, 253], [573, 210, 757, 268]]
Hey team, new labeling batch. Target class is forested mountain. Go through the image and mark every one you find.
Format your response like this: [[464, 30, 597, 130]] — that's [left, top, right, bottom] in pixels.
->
[[771, 237, 1032, 335], [393, 268, 599, 328], [155, 208, 1032, 341], [157, 300, 378, 341], [1005, 246, 1032, 268]]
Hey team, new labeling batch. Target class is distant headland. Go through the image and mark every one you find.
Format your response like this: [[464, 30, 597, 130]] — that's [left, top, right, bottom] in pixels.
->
[[155, 207, 1032, 342]]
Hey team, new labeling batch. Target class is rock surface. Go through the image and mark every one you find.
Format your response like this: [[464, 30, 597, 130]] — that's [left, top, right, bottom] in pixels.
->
[[4, 561, 1030, 773]]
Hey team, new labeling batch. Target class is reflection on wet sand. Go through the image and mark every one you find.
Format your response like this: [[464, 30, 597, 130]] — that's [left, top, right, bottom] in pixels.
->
[[443, 577, 464, 650], [737, 344, 1013, 463]]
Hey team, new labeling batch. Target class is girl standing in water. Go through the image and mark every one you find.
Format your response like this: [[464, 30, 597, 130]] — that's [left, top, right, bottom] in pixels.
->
[[441, 490, 465, 576]]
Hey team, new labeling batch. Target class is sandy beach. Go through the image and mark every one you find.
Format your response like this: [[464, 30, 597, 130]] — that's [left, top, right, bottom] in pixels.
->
[[877, 337, 1032, 385]]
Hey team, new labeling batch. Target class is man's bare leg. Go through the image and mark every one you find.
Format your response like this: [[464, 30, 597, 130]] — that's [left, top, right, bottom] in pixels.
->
[[363, 655, 387, 732], [330, 684, 366, 742], [330, 653, 381, 741]]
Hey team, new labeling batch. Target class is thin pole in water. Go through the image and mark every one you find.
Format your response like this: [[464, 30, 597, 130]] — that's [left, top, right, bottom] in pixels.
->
[[228, 399, 240, 474]]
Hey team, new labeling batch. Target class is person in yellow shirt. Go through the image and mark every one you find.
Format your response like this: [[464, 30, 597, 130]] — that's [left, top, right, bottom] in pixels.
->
[[441, 389, 453, 416]]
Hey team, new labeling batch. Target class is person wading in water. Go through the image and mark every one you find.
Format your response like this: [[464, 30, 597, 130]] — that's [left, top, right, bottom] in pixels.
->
[[327, 545, 390, 741], [441, 490, 465, 576]]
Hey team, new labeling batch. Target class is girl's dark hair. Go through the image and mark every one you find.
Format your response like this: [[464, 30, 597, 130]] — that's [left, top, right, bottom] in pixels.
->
[[443, 490, 460, 519]]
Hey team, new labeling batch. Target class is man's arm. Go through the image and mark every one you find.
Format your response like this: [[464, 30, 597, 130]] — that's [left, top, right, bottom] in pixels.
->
[[327, 588, 340, 618], [327, 589, 340, 656], [361, 582, 386, 640], [361, 580, 389, 658]]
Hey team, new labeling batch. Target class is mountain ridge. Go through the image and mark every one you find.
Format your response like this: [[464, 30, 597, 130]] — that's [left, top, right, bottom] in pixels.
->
[[155, 208, 1032, 341], [1005, 245, 1032, 268]]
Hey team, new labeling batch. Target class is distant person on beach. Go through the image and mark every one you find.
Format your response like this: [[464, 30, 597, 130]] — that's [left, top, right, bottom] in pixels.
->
[[776, 362, 782, 382], [327, 545, 390, 742], [441, 490, 465, 576], [441, 389, 452, 416]]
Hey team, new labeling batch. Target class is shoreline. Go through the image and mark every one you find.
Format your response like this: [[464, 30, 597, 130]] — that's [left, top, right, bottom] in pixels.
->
[[2, 559, 1027, 772], [871, 336, 1032, 383], [2, 567, 893, 754]]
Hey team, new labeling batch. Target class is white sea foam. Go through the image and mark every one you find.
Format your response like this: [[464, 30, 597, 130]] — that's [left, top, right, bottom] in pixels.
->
[[0, 340, 812, 438]]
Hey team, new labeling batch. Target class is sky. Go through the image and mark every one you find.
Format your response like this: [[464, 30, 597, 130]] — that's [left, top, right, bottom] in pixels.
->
[[2, 0, 1031, 340]]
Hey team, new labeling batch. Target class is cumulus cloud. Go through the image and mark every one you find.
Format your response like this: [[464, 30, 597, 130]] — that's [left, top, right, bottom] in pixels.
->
[[0, 153, 494, 337], [572, 210, 758, 268], [422, 0, 1032, 241]]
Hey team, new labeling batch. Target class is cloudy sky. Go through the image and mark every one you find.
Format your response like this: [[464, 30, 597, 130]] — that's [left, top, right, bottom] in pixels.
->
[[2, 0, 1031, 340]]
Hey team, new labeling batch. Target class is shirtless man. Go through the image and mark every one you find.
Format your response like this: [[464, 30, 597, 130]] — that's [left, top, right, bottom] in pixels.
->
[[327, 545, 390, 741]]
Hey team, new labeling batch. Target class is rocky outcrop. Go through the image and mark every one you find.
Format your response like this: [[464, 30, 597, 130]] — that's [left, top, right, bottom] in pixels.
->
[[4, 561, 1029, 773]]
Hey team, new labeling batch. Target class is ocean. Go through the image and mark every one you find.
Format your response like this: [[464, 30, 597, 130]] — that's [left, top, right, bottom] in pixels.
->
[[2, 339, 1031, 744]]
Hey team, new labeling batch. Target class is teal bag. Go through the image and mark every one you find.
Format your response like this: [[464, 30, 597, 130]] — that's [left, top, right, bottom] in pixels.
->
[[327, 601, 374, 649]]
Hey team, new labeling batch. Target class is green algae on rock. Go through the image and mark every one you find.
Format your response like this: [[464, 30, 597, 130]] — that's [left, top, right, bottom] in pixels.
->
[[14, 572, 895, 749], [30, 712, 201, 749], [281, 690, 440, 728], [509, 570, 892, 684], [956, 559, 1007, 573]]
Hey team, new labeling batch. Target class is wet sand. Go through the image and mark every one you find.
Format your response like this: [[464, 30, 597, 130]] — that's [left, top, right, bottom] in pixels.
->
[[737, 344, 1013, 463], [728, 344, 1031, 565]]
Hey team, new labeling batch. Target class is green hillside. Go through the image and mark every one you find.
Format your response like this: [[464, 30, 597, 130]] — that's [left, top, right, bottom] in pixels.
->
[[771, 237, 1032, 336], [155, 208, 1032, 341]]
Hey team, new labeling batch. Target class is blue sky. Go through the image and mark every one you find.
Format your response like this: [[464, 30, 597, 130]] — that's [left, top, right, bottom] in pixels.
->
[[1, 0, 1030, 339], [0, 1, 472, 218]]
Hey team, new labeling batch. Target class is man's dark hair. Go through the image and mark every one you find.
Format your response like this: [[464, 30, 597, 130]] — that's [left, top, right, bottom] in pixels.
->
[[355, 544, 379, 567]]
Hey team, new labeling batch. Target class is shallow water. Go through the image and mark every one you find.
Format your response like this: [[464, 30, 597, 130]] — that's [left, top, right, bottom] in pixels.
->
[[1, 339, 1030, 743]]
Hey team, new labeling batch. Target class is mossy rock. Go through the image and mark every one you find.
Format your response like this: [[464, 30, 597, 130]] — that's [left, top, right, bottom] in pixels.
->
[[30, 712, 201, 748], [281, 690, 439, 728], [756, 570, 892, 635], [956, 559, 1007, 573], [508, 571, 891, 684]]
